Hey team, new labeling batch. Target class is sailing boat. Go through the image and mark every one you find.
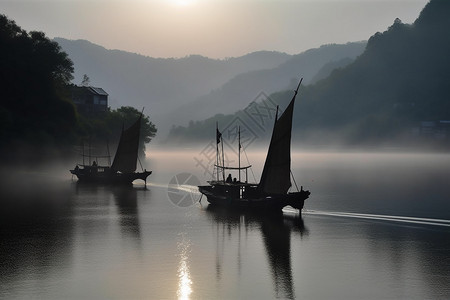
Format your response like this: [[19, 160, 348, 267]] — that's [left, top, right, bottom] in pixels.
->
[[198, 79, 310, 212], [70, 114, 152, 184]]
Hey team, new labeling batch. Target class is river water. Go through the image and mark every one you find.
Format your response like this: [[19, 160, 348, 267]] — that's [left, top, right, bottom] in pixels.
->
[[1, 151, 449, 299]]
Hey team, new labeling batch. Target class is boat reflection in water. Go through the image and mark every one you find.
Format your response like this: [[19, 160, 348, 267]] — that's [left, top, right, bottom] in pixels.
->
[[205, 206, 307, 299], [72, 182, 146, 259], [112, 186, 142, 241]]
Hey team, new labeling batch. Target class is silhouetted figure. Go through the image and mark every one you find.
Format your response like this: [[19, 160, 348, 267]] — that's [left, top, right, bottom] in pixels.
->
[[226, 174, 232, 183], [92, 161, 97, 167], [233, 178, 237, 183]]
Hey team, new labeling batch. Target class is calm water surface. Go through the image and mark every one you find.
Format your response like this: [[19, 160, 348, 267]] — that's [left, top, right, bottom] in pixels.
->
[[1, 151, 449, 299]]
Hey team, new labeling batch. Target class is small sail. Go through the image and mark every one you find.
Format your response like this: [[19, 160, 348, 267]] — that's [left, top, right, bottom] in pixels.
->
[[111, 115, 141, 173], [258, 83, 300, 195]]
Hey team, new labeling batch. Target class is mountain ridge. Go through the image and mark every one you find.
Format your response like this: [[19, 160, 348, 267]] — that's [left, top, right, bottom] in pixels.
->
[[167, 0, 450, 148], [55, 38, 365, 137], [55, 37, 291, 112], [164, 42, 366, 130]]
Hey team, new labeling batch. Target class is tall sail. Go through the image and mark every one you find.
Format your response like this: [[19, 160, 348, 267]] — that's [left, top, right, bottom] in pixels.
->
[[111, 115, 141, 173], [258, 80, 301, 195]]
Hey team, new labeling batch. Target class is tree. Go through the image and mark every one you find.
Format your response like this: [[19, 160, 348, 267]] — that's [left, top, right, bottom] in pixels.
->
[[110, 106, 156, 139], [81, 74, 90, 86], [102, 106, 157, 156], [0, 14, 77, 160]]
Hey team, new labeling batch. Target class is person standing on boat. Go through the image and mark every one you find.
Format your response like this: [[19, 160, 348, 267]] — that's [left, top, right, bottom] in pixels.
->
[[226, 174, 232, 183]]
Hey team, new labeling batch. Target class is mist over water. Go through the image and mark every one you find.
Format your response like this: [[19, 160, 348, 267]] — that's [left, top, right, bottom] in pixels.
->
[[148, 149, 450, 219], [1, 150, 449, 299], [293, 151, 450, 220]]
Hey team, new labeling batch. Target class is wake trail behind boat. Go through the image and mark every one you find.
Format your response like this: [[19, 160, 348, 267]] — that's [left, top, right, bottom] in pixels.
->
[[147, 182, 201, 194], [302, 210, 450, 227]]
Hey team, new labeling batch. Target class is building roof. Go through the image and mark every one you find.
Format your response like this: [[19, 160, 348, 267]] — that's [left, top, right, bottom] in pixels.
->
[[88, 86, 108, 96]]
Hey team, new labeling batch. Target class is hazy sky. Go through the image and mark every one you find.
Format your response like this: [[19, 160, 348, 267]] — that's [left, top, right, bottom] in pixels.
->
[[1, 0, 428, 59]]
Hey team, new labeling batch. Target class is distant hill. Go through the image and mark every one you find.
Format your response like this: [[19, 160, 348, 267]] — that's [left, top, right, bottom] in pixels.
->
[[55, 38, 366, 137], [167, 0, 450, 149], [54, 38, 290, 115], [165, 42, 366, 129]]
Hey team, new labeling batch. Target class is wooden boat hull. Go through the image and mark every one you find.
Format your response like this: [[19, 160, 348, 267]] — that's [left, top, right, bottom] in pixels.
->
[[70, 168, 152, 184], [198, 185, 310, 212]]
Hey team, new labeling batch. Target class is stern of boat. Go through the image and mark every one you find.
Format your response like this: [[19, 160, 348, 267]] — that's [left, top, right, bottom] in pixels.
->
[[286, 189, 310, 210]]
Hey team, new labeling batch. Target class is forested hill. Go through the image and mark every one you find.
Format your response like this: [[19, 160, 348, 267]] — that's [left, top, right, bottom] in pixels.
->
[[0, 15, 157, 163], [293, 0, 450, 145], [167, 0, 450, 148]]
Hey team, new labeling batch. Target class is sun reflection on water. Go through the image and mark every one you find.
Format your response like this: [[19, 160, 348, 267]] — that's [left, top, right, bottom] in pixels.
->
[[177, 235, 192, 300]]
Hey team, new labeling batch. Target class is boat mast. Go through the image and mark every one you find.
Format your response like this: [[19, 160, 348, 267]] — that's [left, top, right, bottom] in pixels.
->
[[106, 139, 111, 167], [216, 122, 219, 181], [221, 130, 225, 182], [88, 138, 91, 166], [290, 77, 303, 192], [238, 126, 241, 182], [82, 140, 85, 166], [295, 78, 303, 97]]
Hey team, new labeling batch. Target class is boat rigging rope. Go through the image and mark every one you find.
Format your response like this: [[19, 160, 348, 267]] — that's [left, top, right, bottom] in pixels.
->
[[138, 156, 144, 171], [242, 147, 257, 183], [290, 170, 300, 192]]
